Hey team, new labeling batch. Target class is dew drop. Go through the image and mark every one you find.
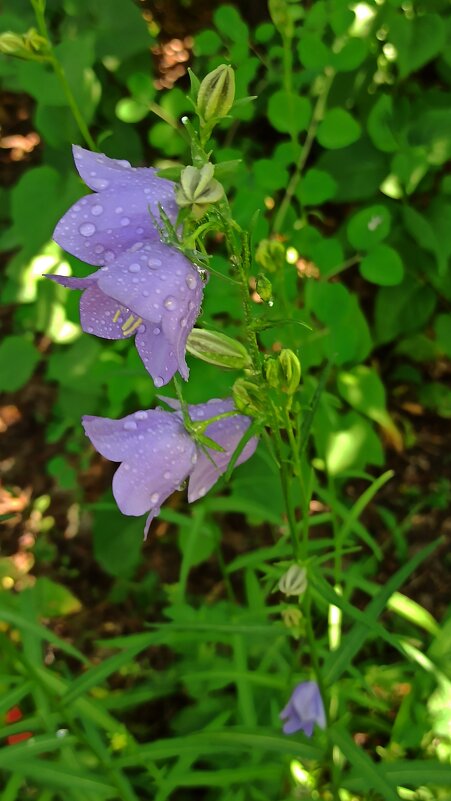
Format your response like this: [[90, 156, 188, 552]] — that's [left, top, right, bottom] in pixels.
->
[[163, 471, 171, 480], [128, 263, 141, 273], [154, 376, 164, 387], [104, 250, 115, 262], [191, 452, 198, 465], [91, 204, 103, 216], [94, 244, 105, 254], [130, 241, 143, 252], [79, 222, 96, 237], [185, 273, 197, 290], [180, 318, 187, 328], [148, 258, 162, 268], [90, 178, 109, 190], [138, 324, 146, 333], [86, 326, 94, 333], [153, 327, 160, 335], [135, 411, 147, 420], [150, 493, 160, 504], [124, 420, 138, 431], [163, 296, 177, 311], [120, 217, 130, 226], [115, 206, 123, 214]]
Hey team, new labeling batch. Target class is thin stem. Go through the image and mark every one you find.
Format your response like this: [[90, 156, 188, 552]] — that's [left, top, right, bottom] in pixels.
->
[[31, 0, 96, 150], [273, 68, 335, 233]]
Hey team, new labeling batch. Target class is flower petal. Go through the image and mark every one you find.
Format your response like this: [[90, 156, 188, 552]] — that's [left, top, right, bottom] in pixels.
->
[[72, 145, 176, 201], [44, 273, 97, 290], [82, 411, 171, 462], [53, 188, 165, 267], [79, 284, 135, 340], [188, 410, 258, 502], [135, 325, 179, 387]]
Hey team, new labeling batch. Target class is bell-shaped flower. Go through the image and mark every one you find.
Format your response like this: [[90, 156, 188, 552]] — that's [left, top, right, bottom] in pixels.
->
[[280, 681, 326, 737], [82, 397, 258, 535], [46, 240, 204, 386], [53, 145, 177, 266]]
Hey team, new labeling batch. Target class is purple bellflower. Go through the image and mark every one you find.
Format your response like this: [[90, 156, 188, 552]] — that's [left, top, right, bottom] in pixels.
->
[[82, 397, 258, 535], [280, 682, 326, 737], [46, 147, 204, 386]]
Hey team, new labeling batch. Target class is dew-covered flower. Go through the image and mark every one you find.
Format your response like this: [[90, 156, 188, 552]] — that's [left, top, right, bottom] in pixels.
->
[[280, 682, 326, 736], [46, 240, 203, 386], [82, 397, 258, 535], [53, 145, 177, 266]]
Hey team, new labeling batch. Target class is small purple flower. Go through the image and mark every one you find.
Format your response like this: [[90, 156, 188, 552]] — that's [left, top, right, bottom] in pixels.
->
[[280, 682, 326, 737], [53, 146, 177, 266], [46, 241, 203, 386], [82, 397, 258, 535], [47, 147, 204, 386]]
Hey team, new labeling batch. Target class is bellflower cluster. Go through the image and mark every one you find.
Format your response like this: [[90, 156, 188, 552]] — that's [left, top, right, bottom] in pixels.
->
[[280, 682, 326, 736], [83, 398, 258, 536], [47, 146, 204, 386]]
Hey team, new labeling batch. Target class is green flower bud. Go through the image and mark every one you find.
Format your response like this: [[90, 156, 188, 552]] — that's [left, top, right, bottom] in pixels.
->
[[279, 349, 301, 394], [264, 356, 281, 389], [269, 0, 295, 38], [186, 328, 252, 370], [256, 273, 273, 303], [197, 64, 235, 122], [176, 163, 224, 219], [279, 564, 307, 597], [0, 28, 47, 57], [0, 32, 25, 55], [255, 239, 286, 273], [232, 378, 264, 416], [281, 606, 303, 637]]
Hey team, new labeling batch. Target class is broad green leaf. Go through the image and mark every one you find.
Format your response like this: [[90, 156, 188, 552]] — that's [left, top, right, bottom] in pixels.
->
[[359, 244, 404, 285], [388, 13, 445, 78], [367, 94, 398, 153], [267, 90, 311, 134], [332, 37, 367, 72], [0, 336, 40, 392], [317, 109, 361, 149], [375, 278, 437, 344], [317, 137, 388, 202], [93, 502, 143, 579], [297, 33, 330, 70], [347, 205, 391, 250], [26, 577, 82, 617], [298, 169, 337, 205]]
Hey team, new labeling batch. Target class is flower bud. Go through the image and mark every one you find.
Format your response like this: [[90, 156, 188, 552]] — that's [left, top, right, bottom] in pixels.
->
[[255, 239, 286, 273], [256, 273, 273, 303], [197, 64, 235, 122], [279, 349, 301, 394], [186, 328, 252, 370], [232, 378, 264, 416], [281, 606, 303, 636], [279, 564, 307, 597], [0, 28, 47, 57], [176, 163, 224, 219], [265, 356, 281, 389]]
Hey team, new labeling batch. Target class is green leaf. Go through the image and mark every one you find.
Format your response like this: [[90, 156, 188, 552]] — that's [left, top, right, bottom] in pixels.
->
[[323, 538, 440, 684], [193, 29, 222, 56], [317, 137, 388, 202], [116, 97, 148, 123], [93, 503, 143, 579], [297, 33, 330, 70], [330, 725, 399, 801], [347, 204, 391, 250], [337, 365, 391, 428], [27, 577, 82, 618], [332, 37, 367, 72], [298, 169, 337, 205], [359, 244, 404, 286], [0, 336, 40, 391], [254, 158, 289, 191], [435, 314, 451, 357], [214, 4, 249, 42], [367, 94, 398, 153], [388, 13, 445, 78], [375, 278, 437, 344], [267, 90, 311, 134], [317, 108, 361, 149]]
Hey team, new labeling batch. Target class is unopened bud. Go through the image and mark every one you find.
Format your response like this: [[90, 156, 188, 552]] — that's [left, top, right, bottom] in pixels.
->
[[197, 64, 235, 122], [281, 606, 303, 634], [255, 239, 286, 273], [186, 328, 251, 370], [265, 357, 281, 389], [269, 0, 294, 38], [176, 163, 224, 219], [279, 564, 307, 597], [279, 349, 301, 394], [256, 274, 273, 303], [0, 28, 47, 57], [232, 378, 263, 416]]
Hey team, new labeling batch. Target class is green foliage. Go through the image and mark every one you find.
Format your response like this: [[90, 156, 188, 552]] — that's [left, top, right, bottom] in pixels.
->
[[0, 0, 450, 798]]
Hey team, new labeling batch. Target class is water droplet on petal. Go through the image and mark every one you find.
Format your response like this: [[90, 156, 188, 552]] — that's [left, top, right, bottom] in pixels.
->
[[185, 273, 197, 290], [91, 178, 109, 190], [120, 217, 130, 226], [86, 326, 94, 333], [198, 486, 207, 497], [153, 327, 160, 335], [128, 263, 140, 273], [150, 492, 160, 504], [94, 244, 105, 254], [154, 376, 164, 387], [191, 452, 198, 465], [135, 411, 147, 420], [91, 204, 103, 216], [124, 420, 138, 431], [79, 222, 96, 237], [130, 241, 143, 252], [180, 317, 187, 328], [163, 471, 171, 480], [104, 250, 115, 262], [115, 206, 123, 214], [163, 296, 177, 311], [148, 258, 162, 268]]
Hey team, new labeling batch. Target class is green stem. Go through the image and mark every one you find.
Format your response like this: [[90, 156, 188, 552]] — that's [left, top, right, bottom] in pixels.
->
[[273, 68, 335, 233], [31, 0, 97, 150]]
